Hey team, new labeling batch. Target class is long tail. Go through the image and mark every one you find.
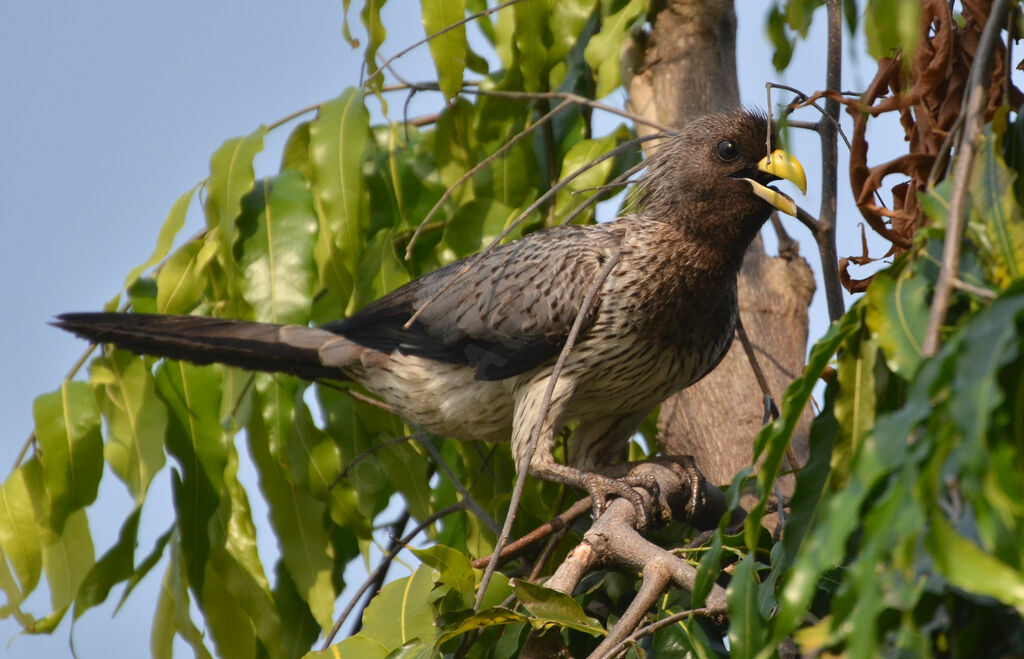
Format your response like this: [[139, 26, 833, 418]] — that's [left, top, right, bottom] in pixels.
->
[[54, 312, 359, 381]]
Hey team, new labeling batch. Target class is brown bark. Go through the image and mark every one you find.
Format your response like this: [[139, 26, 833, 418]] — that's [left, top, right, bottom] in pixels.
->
[[627, 0, 814, 486]]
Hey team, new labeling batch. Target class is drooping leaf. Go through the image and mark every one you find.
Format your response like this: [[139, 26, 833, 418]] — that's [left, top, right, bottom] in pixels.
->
[[205, 126, 268, 247], [89, 350, 168, 502], [150, 538, 212, 659], [155, 237, 218, 314], [123, 186, 196, 289], [864, 0, 921, 61], [155, 360, 227, 592], [513, 579, 604, 636], [234, 170, 319, 325], [412, 544, 476, 606], [584, 0, 645, 99], [422, 0, 467, 100], [72, 505, 141, 619], [32, 381, 104, 533], [0, 463, 44, 600], [309, 88, 372, 279], [513, 0, 550, 91], [727, 554, 766, 659], [864, 262, 929, 378], [248, 394, 336, 631], [358, 565, 439, 649], [969, 128, 1024, 288]]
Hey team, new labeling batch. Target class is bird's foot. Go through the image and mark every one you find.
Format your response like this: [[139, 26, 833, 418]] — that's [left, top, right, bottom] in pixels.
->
[[581, 471, 659, 533]]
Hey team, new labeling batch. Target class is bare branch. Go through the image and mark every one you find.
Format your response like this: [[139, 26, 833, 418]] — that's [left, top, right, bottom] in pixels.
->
[[470, 496, 592, 569]]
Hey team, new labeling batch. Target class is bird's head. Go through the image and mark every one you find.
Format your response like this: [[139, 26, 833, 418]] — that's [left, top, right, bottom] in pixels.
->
[[633, 109, 806, 251]]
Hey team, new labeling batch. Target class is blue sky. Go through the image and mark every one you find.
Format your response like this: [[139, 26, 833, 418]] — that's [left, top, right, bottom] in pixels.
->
[[1, 2, 892, 656]]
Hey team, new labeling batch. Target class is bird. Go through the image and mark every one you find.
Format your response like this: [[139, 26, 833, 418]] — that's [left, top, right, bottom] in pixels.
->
[[55, 109, 806, 530]]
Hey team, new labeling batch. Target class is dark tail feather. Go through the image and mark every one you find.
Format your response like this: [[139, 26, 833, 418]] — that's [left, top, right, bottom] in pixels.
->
[[53, 312, 352, 381]]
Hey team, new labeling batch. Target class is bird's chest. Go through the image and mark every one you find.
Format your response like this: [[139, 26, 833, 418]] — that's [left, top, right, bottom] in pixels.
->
[[569, 264, 738, 411]]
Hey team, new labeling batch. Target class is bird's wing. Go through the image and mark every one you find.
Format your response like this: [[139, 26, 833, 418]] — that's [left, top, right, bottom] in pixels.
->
[[325, 224, 622, 380]]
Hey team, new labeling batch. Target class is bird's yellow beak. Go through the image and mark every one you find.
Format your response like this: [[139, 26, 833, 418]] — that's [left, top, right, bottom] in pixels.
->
[[743, 149, 807, 218]]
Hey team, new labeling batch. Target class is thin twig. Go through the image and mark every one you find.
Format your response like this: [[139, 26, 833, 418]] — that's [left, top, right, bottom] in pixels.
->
[[470, 496, 592, 569], [592, 607, 716, 659], [349, 510, 411, 635], [952, 277, 996, 300], [381, 82, 674, 134], [322, 502, 468, 648], [923, 0, 1008, 356], [559, 157, 656, 226], [473, 248, 624, 610], [411, 424, 502, 535], [404, 98, 575, 259]]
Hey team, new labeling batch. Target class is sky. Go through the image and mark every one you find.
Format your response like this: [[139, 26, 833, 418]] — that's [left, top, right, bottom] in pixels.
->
[[0, 2, 893, 656]]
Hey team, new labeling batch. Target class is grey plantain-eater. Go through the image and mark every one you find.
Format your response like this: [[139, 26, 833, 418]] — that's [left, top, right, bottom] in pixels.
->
[[55, 109, 806, 528]]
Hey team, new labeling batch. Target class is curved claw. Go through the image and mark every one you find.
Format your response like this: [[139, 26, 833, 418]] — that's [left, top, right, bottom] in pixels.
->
[[580, 472, 653, 532]]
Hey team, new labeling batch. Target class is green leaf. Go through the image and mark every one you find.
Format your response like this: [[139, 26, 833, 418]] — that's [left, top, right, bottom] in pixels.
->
[[727, 554, 765, 659], [864, 0, 921, 61], [155, 237, 218, 314], [205, 443, 285, 656], [123, 185, 196, 289], [584, 0, 645, 99], [359, 565, 438, 649], [968, 128, 1024, 287], [549, 0, 598, 65], [513, 579, 604, 636], [361, 0, 389, 91], [435, 607, 529, 645], [280, 120, 313, 180], [928, 511, 1024, 616], [155, 361, 227, 592], [412, 544, 475, 606], [950, 288, 1024, 444], [115, 523, 174, 613], [354, 228, 411, 310], [0, 463, 43, 600], [513, 0, 550, 91], [234, 170, 319, 325], [248, 396, 336, 631], [73, 505, 141, 619], [151, 540, 214, 659], [786, 0, 824, 37], [553, 127, 629, 223], [205, 126, 267, 248], [32, 381, 104, 533], [42, 508, 95, 621], [766, 6, 795, 72], [90, 350, 168, 502], [865, 263, 929, 378], [201, 551, 260, 659], [272, 561, 320, 658], [832, 318, 877, 485], [746, 313, 859, 549], [422, 0, 467, 100], [309, 88, 372, 278]]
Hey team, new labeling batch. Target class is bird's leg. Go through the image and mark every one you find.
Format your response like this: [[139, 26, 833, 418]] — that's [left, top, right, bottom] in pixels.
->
[[512, 383, 657, 532], [527, 461, 656, 533]]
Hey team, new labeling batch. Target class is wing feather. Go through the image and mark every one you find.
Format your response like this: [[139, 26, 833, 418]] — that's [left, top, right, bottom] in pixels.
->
[[325, 224, 622, 380]]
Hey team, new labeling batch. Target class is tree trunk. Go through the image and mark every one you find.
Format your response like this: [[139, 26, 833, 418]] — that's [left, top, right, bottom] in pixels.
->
[[626, 0, 814, 486]]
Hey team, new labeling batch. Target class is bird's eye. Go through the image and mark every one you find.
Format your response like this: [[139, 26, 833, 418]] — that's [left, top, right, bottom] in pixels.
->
[[715, 139, 740, 161]]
